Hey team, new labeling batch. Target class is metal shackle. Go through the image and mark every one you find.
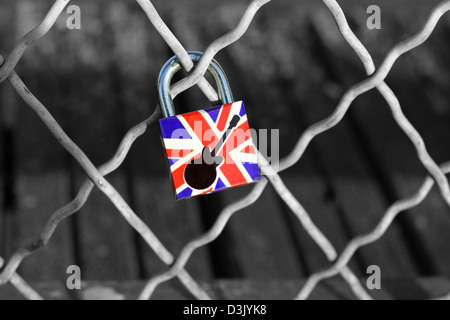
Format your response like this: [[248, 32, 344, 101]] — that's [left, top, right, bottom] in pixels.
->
[[158, 51, 234, 118]]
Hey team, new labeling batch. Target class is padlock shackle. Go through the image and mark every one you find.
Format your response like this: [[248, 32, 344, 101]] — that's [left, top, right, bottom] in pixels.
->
[[158, 51, 234, 118]]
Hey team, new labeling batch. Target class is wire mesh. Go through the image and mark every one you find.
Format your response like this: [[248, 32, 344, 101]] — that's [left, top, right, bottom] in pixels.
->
[[0, 0, 450, 300]]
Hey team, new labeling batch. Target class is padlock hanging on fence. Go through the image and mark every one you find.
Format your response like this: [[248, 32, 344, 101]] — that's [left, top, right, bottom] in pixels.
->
[[158, 52, 261, 200]]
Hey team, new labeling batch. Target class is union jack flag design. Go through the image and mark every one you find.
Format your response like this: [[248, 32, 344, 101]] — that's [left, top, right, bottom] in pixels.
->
[[160, 101, 261, 200]]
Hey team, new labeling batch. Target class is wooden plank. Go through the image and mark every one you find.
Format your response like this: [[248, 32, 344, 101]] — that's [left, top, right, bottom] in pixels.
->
[[287, 81, 418, 277], [292, 15, 417, 277], [408, 19, 450, 274], [3, 3, 144, 282], [0, 94, 15, 261], [13, 172, 75, 282], [417, 17, 450, 120], [383, 277, 450, 300], [2, 277, 449, 300], [219, 185, 304, 279], [133, 177, 214, 280], [101, 5, 154, 278], [79, 279, 219, 300], [281, 174, 364, 276], [218, 277, 450, 300], [394, 13, 450, 134], [352, 9, 450, 276], [0, 0, 76, 283], [51, 12, 142, 280], [383, 80, 450, 273], [0, 124, 16, 261], [75, 173, 140, 280], [0, 116, 9, 257], [0, 0, 18, 262], [0, 174, 4, 259], [216, 279, 304, 300], [11, 0, 77, 279], [311, 10, 450, 275], [217, 278, 390, 300]]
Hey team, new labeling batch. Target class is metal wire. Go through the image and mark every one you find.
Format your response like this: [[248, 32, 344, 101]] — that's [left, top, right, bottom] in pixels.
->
[[0, 256, 43, 300], [1, 0, 450, 300], [135, 0, 218, 102]]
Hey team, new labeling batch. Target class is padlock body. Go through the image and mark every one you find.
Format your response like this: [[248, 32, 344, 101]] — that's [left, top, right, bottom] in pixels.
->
[[160, 101, 261, 200]]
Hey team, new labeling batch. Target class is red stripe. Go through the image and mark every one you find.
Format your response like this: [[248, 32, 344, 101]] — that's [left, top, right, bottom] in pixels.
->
[[246, 146, 255, 154], [202, 187, 214, 195], [217, 121, 252, 185], [219, 122, 251, 159], [216, 103, 233, 132], [183, 112, 218, 147], [219, 161, 247, 186]]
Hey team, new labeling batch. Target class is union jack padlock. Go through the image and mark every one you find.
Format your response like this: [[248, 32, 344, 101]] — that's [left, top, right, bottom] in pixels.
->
[[158, 51, 261, 200]]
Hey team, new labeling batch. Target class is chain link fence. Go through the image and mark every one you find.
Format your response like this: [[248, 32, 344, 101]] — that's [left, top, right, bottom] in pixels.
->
[[1, 0, 450, 300]]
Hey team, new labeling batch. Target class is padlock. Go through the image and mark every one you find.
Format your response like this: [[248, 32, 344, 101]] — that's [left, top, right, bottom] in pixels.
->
[[158, 51, 261, 200]]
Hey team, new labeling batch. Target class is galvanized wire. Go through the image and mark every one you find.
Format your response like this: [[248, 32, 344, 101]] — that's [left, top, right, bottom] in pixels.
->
[[170, 0, 271, 99], [135, 0, 218, 101], [0, 0, 70, 83], [1, 0, 450, 301], [0, 256, 43, 300]]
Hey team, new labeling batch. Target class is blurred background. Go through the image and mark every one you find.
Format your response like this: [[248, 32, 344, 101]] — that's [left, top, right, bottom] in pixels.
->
[[1, 0, 450, 298]]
